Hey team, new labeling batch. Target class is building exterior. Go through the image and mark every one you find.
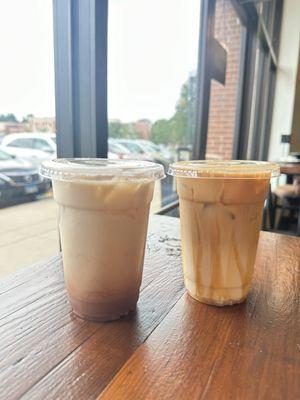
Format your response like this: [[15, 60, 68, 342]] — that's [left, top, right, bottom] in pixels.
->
[[132, 119, 152, 140], [27, 116, 56, 133], [0, 122, 26, 134], [206, 0, 242, 159]]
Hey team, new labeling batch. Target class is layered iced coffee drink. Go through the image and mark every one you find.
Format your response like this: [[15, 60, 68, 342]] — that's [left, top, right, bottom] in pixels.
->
[[169, 161, 279, 306], [41, 159, 164, 321]]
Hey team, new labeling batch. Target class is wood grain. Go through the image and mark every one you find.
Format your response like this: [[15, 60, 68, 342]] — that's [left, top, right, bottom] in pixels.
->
[[98, 232, 300, 400], [0, 216, 184, 400], [1, 216, 299, 400]]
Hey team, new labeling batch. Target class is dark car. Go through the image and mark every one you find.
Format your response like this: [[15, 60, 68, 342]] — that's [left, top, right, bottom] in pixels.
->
[[0, 149, 50, 206]]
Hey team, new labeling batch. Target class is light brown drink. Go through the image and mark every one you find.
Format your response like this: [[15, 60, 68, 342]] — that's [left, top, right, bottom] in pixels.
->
[[169, 161, 279, 306], [41, 159, 164, 321]]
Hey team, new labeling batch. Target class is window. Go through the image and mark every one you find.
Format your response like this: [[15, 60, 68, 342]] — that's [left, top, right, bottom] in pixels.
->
[[195, 0, 283, 162], [245, 0, 283, 161], [52, 0, 284, 215], [33, 138, 53, 151], [8, 138, 35, 148], [107, 0, 200, 211], [0, 149, 13, 161], [0, 0, 57, 279], [108, 140, 130, 155], [117, 141, 144, 154], [205, 0, 244, 160]]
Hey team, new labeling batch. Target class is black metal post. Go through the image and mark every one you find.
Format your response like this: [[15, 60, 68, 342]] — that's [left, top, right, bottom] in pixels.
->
[[193, 0, 216, 160], [53, 0, 108, 158]]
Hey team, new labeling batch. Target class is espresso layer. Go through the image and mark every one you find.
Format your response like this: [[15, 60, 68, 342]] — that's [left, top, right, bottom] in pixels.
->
[[177, 176, 269, 305]]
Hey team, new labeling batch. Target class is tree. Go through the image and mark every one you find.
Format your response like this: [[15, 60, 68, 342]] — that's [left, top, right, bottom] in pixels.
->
[[109, 121, 124, 138], [22, 114, 34, 123], [122, 123, 139, 139], [150, 74, 197, 146], [171, 82, 189, 145], [151, 119, 173, 145], [0, 113, 18, 122], [108, 121, 139, 139], [151, 83, 188, 145]]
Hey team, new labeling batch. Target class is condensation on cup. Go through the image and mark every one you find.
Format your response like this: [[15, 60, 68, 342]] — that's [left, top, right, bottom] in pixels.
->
[[40, 158, 165, 321], [168, 160, 280, 306]]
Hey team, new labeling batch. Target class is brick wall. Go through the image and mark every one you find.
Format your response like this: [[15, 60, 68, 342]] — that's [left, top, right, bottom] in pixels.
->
[[206, 0, 242, 160], [132, 120, 152, 140]]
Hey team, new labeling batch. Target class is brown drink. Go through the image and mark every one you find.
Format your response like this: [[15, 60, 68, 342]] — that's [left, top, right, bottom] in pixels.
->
[[41, 159, 164, 321], [169, 161, 279, 306]]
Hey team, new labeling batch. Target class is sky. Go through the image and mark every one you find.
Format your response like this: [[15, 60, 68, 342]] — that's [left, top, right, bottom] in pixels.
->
[[0, 0, 200, 123]]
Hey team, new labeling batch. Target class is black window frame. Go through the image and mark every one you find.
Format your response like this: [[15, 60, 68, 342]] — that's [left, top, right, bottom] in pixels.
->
[[249, 0, 283, 161], [53, 0, 108, 158]]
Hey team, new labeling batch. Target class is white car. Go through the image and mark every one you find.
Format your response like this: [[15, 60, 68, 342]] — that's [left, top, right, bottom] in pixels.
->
[[136, 139, 173, 161], [1, 133, 57, 167], [108, 139, 131, 159]]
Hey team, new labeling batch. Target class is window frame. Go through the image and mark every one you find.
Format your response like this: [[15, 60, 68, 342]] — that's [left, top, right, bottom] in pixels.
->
[[195, 0, 283, 161], [252, 0, 283, 161], [53, 0, 108, 158]]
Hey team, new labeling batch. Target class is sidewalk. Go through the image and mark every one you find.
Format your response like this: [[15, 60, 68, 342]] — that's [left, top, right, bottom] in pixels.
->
[[0, 197, 59, 279]]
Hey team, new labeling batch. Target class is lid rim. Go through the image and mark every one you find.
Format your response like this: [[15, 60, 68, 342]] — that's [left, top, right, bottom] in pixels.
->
[[40, 158, 165, 182], [168, 160, 280, 179]]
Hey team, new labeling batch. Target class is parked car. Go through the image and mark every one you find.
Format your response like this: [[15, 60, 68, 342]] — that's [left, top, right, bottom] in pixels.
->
[[115, 139, 146, 155], [1, 132, 56, 168], [115, 139, 170, 171], [112, 139, 151, 162], [136, 139, 173, 162], [0, 149, 50, 206], [108, 139, 131, 159]]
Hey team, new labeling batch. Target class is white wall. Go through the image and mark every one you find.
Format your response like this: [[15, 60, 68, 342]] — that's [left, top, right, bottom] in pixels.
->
[[268, 0, 300, 161]]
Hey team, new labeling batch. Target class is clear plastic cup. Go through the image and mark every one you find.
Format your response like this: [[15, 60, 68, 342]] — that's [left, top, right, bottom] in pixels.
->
[[41, 159, 165, 321], [168, 160, 280, 306]]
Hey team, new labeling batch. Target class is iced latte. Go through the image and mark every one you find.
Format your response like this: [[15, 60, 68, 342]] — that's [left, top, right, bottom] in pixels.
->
[[169, 161, 279, 306], [41, 159, 164, 321]]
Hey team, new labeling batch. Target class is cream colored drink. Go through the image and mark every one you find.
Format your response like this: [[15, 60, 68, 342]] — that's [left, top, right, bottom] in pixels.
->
[[41, 159, 164, 321], [169, 161, 279, 306]]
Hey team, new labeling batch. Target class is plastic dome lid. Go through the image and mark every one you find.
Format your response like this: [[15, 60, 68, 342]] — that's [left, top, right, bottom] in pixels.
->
[[168, 160, 280, 179], [40, 158, 165, 182]]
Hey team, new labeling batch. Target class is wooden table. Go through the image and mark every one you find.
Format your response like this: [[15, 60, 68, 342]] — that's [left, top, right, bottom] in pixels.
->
[[0, 215, 299, 400]]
